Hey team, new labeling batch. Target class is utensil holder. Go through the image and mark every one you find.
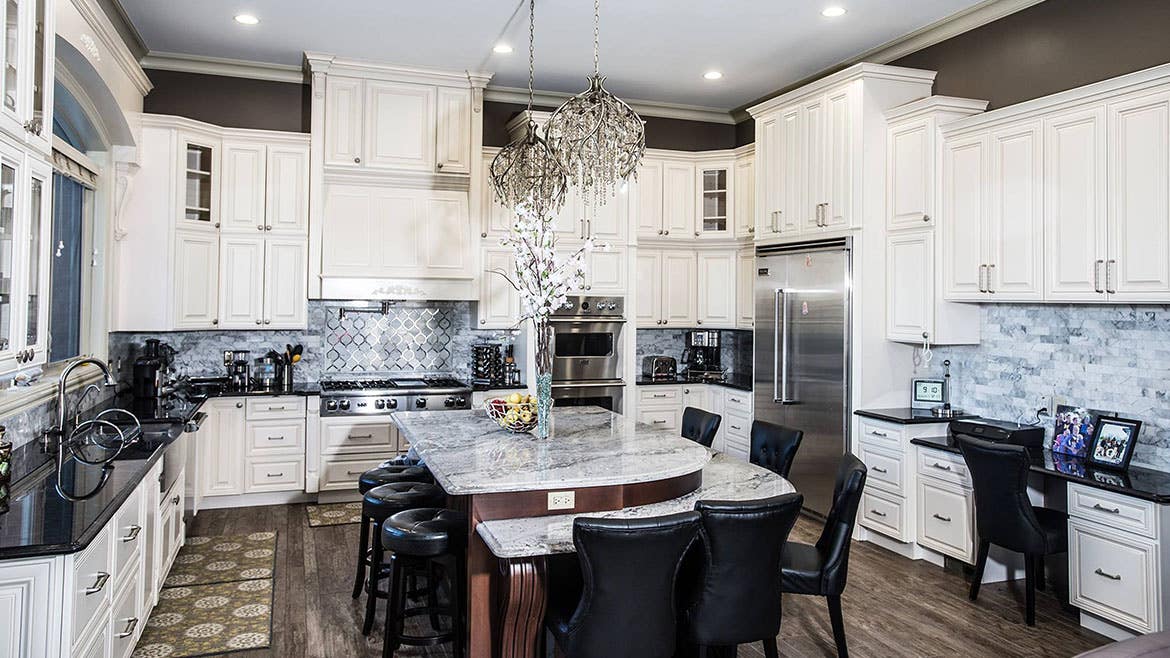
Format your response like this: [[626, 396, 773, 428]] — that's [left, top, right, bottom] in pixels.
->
[[279, 363, 294, 392]]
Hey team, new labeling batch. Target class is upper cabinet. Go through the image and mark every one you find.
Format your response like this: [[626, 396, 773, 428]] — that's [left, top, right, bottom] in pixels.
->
[[733, 150, 755, 239], [0, 138, 51, 372], [695, 160, 734, 239], [632, 148, 753, 245], [0, 0, 51, 153]]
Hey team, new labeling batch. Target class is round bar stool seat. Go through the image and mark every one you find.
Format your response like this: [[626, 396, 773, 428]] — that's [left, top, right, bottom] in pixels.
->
[[379, 455, 425, 469], [358, 465, 431, 494], [380, 508, 468, 658], [363, 482, 444, 522]]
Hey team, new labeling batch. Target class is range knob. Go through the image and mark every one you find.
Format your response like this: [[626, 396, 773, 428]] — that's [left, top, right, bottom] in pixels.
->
[[338, 400, 351, 411], [444, 396, 456, 408], [326, 400, 338, 411], [387, 398, 398, 409], [375, 399, 385, 410], [456, 397, 466, 407], [415, 398, 427, 409]]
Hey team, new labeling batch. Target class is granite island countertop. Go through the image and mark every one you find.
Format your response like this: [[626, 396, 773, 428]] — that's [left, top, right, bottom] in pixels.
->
[[393, 407, 711, 495], [476, 453, 795, 558]]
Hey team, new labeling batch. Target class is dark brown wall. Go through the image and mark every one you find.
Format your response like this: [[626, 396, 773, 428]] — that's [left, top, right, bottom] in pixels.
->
[[143, 69, 311, 133], [734, 0, 1170, 146], [483, 101, 735, 151]]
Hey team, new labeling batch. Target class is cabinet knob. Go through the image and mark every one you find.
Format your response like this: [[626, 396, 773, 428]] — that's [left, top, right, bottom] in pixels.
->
[[481, 232, 487, 238], [265, 225, 272, 231], [354, 157, 361, 164], [257, 224, 264, 231], [264, 319, 271, 325], [658, 229, 664, 235], [697, 320, 703, 325], [236, 402, 244, 408], [748, 227, 755, 233], [256, 319, 262, 325], [480, 319, 486, 325], [212, 319, 219, 325], [214, 222, 221, 229], [664, 230, 670, 235], [695, 231, 700, 236], [923, 214, 931, 222], [436, 163, 444, 170]]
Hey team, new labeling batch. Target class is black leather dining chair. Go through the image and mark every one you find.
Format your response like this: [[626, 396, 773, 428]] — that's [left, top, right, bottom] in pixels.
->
[[678, 492, 805, 657], [957, 436, 1068, 626], [780, 453, 867, 658], [750, 420, 803, 478], [681, 407, 721, 448], [545, 512, 702, 658]]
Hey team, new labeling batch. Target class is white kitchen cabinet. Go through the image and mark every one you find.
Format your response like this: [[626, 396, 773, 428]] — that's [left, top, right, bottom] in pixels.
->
[[435, 86, 472, 174], [584, 248, 627, 294], [221, 141, 266, 233], [584, 191, 627, 243], [801, 95, 825, 234], [888, 117, 933, 230], [916, 476, 976, 564], [264, 238, 308, 328], [634, 250, 663, 327], [775, 105, 803, 236], [0, 557, 59, 658], [696, 161, 733, 239], [177, 132, 221, 231], [736, 249, 755, 329], [324, 75, 364, 167], [734, 151, 755, 239], [479, 149, 513, 238], [822, 86, 854, 230], [662, 250, 697, 327], [365, 80, 436, 171], [662, 162, 696, 238], [10, 153, 50, 370], [173, 230, 221, 330], [202, 398, 247, 497], [200, 396, 309, 500], [218, 236, 265, 329], [887, 230, 979, 345], [635, 158, 664, 238], [755, 114, 780, 237], [696, 250, 736, 328], [478, 247, 520, 329], [941, 133, 988, 301], [0, 0, 52, 153], [266, 143, 311, 234]]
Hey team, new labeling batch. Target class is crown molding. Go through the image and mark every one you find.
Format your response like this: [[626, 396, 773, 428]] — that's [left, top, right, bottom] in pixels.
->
[[884, 95, 989, 121], [70, 0, 153, 95], [484, 86, 736, 125], [747, 63, 936, 118], [305, 52, 492, 88], [142, 51, 306, 84]]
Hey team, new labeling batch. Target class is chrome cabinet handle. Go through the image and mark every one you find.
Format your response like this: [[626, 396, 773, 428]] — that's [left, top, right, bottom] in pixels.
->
[[268, 406, 286, 411], [664, 230, 670, 235], [658, 229, 664, 235], [730, 425, 742, 431], [652, 419, 667, 424], [869, 510, 887, 518], [116, 617, 139, 638], [987, 264, 996, 294], [872, 466, 888, 474], [869, 430, 889, 438], [264, 319, 272, 325], [347, 470, 364, 476], [349, 433, 373, 439], [978, 265, 987, 293], [267, 472, 284, 478], [932, 513, 952, 522], [1091, 503, 1121, 514], [1094, 568, 1122, 581], [120, 525, 142, 543], [481, 232, 488, 238], [255, 319, 262, 325], [728, 397, 741, 403], [931, 462, 953, 472], [85, 572, 110, 595], [267, 436, 284, 441], [1094, 260, 1105, 294], [1106, 259, 1117, 294], [652, 394, 667, 398], [265, 225, 272, 231]]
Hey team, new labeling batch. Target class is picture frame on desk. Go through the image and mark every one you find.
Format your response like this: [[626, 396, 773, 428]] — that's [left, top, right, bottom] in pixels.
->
[[1087, 417, 1142, 471]]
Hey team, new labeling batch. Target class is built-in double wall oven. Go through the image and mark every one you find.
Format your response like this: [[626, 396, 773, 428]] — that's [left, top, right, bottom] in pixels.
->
[[550, 295, 625, 412]]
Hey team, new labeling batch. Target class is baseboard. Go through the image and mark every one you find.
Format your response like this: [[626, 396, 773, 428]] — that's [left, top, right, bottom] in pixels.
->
[[1080, 611, 1139, 642], [197, 491, 315, 511], [315, 490, 363, 505], [856, 527, 944, 565]]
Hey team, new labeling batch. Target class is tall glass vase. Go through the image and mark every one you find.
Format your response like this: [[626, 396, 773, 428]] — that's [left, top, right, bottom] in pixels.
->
[[533, 321, 554, 439]]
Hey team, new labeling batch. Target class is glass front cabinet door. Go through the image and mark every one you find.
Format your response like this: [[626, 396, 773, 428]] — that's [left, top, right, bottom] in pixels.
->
[[696, 163, 733, 238], [0, 140, 48, 372], [0, 0, 52, 151], [178, 133, 221, 231]]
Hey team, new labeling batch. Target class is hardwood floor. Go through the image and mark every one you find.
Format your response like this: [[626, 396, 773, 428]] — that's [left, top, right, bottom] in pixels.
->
[[185, 504, 1111, 658]]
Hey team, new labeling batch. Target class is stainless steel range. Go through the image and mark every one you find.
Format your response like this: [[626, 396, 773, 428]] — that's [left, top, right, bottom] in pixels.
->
[[319, 376, 472, 416]]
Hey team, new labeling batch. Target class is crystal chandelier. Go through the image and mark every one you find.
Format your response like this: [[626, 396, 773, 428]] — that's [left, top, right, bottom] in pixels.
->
[[545, 0, 646, 208], [489, 0, 567, 219]]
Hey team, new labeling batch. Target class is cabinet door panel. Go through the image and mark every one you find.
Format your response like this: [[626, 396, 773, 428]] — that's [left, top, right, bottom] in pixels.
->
[[697, 251, 736, 327], [420, 193, 471, 276], [989, 122, 1044, 300], [1044, 105, 1108, 301], [661, 251, 696, 326], [218, 236, 264, 329], [0, 559, 56, 658], [585, 191, 626, 242], [264, 238, 308, 328], [174, 231, 220, 329], [802, 96, 825, 232], [435, 87, 471, 174], [321, 185, 378, 275], [481, 151, 514, 236], [662, 162, 695, 237], [823, 87, 854, 229], [635, 159, 663, 237], [324, 76, 363, 167], [888, 118, 932, 229], [778, 106, 803, 235], [221, 142, 266, 233], [365, 81, 436, 171], [737, 250, 754, 328], [478, 248, 519, 329], [266, 144, 310, 234], [22, 159, 50, 365], [588, 248, 626, 294], [941, 134, 988, 300], [1109, 91, 1170, 301], [374, 190, 423, 275], [734, 154, 755, 239], [887, 231, 932, 341], [201, 400, 245, 497], [635, 250, 662, 327], [756, 116, 779, 236], [549, 185, 584, 240]]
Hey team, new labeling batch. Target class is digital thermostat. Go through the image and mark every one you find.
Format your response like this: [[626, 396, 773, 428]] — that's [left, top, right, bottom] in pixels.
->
[[912, 378, 947, 410]]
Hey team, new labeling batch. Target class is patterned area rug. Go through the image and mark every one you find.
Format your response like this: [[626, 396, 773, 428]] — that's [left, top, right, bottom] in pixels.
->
[[306, 501, 363, 527], [131, 579, 273, 658], [163, 532, 277, 588]]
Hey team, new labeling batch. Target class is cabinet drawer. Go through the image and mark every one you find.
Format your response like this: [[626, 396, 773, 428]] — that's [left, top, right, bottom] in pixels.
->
[[246, 458, 306, 493], [322, 419, 397, 455], [636, 408, 680, 431], [71, 526, 113, 646], [111, 486, 144, 593], [859, 419, 903, 450], [859, 491, 906, 541], [247, 420, 306, 456], [917, 479, 975, 563], [1070, 520, 1159, 633], [917, 448, 971, 487], [110, 568, 142, 658], [858, 443, 904, 496], [639, 386, 682, 405], [1068, 483, 1158, 540], [320, 456, 395, 492], [245, 396, 306, 420], [723, 391, 752, 415]]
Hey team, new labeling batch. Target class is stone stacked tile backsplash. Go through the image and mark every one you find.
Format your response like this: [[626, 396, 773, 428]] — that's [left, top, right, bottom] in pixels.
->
[[635, 328, 753, 378], [924, 304, 1170, 471]]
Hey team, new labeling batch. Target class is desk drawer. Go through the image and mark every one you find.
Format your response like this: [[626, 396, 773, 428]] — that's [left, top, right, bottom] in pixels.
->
[[917, 448, 971, 488], [917, 479, 975, 563], [1070, 520, 1159, 633], [1068, 483, 1158, 540], [639, 386, 681, 405], [859, 419, 903, 450], [858, 443, 904, 496], [247, 420, 306, 456], [859, 490, 906, 541], [245, 396, 306, 420], [71, 526, 113, 646]]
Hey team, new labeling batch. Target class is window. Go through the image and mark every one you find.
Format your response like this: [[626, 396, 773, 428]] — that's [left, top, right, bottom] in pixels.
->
[[49, 172, 91, 362]]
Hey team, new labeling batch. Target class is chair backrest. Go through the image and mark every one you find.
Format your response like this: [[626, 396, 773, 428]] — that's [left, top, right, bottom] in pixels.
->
[[565, 512, 702, 658], [682, 493, 805, 646], [957, 436, 1048, 554], [681, 407, 721, 448], [812, 452, 867, 596], [750, 420, 804, 477]]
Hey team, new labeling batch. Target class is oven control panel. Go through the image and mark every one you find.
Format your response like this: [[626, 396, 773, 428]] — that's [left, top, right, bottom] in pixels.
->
[[555, 295, 624, 318]]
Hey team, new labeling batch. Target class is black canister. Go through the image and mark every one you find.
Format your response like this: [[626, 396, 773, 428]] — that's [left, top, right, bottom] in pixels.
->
[[132, 338, 164, 398], [0, 426, 10, 514]]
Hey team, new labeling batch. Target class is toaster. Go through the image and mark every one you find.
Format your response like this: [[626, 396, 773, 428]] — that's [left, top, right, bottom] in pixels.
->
[[641, 356, 678, 380]]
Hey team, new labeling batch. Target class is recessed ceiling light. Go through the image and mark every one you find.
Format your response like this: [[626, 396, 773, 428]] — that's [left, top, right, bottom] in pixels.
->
[[234, 14, 260, 25], [704, 71, 723, 80], [822, 6, 846, 17], [493, 43, 513, 54]]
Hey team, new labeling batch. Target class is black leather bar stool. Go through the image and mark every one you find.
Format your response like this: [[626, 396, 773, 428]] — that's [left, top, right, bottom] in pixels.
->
[[749, 420, 803, 478], [681, 407, 721, 448], [780, 453, 867, 658], [958, 436, 1068, 626], [381, 507, 468, 658], [379, 454, 425, 469], [679, 492, 805, 657], [358, 464, 432, 495], [545, 512, 702, 658], [353, 479, 445, 635]]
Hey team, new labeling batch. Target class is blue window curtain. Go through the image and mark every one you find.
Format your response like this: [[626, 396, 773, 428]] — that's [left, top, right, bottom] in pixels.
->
[[50, 173, 83, 361]]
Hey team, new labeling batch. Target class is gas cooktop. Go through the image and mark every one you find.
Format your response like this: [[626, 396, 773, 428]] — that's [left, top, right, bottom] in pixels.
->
[[319, 376, 469, 394], [318, 375, 471, 416]]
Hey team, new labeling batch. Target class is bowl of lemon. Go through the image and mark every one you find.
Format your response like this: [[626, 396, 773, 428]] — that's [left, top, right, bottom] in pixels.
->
[[484, 392, 540, 433]]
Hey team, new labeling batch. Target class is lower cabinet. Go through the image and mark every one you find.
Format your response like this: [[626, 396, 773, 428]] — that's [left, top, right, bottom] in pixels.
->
[[635, 384, 753, 461], [916, 477, 975, 563], [199, 396, 307, 500], [318, 415, 406, 492]]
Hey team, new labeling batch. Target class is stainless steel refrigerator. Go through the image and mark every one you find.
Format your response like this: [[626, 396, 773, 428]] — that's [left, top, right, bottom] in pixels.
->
[[754, 239, 851, 516]]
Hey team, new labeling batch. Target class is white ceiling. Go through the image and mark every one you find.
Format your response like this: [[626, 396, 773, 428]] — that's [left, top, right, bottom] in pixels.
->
[[117, 0, 990, 112]]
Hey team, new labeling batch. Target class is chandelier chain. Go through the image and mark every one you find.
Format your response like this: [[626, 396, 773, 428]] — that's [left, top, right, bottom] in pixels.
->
[[528, 0, 535, 111], [592, 0, 600, 75]]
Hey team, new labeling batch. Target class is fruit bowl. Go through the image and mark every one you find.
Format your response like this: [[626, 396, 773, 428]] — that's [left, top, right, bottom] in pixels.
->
[[484, 394, 539, 433]]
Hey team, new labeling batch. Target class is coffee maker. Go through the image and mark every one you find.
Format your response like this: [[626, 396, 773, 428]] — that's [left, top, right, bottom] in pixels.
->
[[133, 338, 175, 398], [224, 350, 251, 392], [681, 330, 722, 381]]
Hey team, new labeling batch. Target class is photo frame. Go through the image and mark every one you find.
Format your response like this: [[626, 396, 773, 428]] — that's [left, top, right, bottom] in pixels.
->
[[1052, 405, 1116, 458], [1087, 417, 1143, 470]]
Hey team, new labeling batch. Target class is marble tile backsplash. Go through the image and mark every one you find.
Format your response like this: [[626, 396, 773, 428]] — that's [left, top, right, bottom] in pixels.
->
[[924, 304, 1170, 471], [635, 329, 753, 378], [1, 387, 114, 451]]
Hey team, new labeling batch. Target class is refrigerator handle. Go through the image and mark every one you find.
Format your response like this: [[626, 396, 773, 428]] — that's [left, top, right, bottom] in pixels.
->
[[773, 289, 796, 404]]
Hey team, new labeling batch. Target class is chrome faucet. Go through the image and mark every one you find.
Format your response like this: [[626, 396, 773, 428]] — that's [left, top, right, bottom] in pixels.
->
[[50, 358, 118, 445]]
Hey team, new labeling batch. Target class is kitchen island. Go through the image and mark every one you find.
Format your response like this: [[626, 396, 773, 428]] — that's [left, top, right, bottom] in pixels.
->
[[394, 406, 794, 658]]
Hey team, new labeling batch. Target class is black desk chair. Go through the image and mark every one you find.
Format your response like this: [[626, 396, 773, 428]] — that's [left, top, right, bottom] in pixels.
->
[[681, 407, 721, 448], [679, 493, 805, 657], [780, 453, 867, 658], [546, 512, 702, 658], [957, 436, 1068, 626], [750, 420, 803, 478]]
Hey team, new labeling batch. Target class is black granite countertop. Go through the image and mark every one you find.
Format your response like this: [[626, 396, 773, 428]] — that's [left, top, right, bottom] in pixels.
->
[[186, 378, 320, 398], [635, 374, 753, 393], [910, 435, 1170, 504], [855, 407, 977, 425], [472, 383, 528, 392]]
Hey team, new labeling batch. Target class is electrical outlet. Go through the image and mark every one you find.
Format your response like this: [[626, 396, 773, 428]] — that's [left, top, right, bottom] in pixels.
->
[[547, 491, 575, 511]]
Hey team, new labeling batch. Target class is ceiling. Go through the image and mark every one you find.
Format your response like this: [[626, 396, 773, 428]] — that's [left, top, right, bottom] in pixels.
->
[[117, 0, 993, 113]]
